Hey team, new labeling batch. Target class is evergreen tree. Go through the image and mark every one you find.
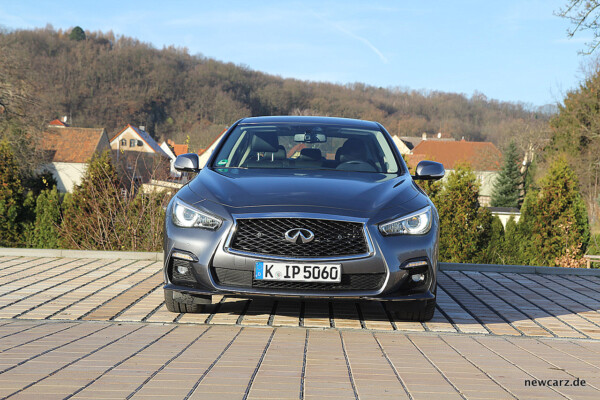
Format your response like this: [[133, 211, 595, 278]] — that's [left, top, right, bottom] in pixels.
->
[[418, 179, 443, 206], [69, 26, 86, 41], [480, 216, 505, 264], [518, 157, 589, 266], [523, 157, 537, 197], [503, 217, 522, 265], [0, 141, 23, 246], [491, 141, 521, 208], [33, 187, 61, 249], [20, 191, 36, 247], [436, 164, 493, 263]]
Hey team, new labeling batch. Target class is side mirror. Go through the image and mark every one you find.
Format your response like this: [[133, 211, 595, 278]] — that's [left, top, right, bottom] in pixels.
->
[[174, 153, 201, 172], [413, 160, 445, 180]]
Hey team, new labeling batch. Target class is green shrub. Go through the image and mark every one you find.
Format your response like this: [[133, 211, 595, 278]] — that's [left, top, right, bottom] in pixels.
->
[[480, 216, 505, 264], [437, 164, 492, 263], [518, 157, 589, 267], [33, 187, 61, 248], [0, 141, 24, 246]]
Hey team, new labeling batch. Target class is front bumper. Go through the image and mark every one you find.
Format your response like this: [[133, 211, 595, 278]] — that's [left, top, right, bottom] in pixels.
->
[[163, 210, 439, 302], [163, 282, 435, 301]]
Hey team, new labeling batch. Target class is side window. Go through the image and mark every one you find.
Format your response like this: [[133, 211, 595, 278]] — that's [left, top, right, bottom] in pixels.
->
[[374, 131, 398, 173], [121, 139, 127, 146], [213, 130, 248, 167], [137, 140, 143, 147]]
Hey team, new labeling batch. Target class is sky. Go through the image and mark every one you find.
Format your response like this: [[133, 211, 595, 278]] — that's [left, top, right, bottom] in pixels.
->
[[0, 0, 591, 107]]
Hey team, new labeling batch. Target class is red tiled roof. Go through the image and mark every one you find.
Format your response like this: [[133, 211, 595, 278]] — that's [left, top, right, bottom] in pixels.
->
[[41, 127, 107, 163], [172, 144, 188, 156], [48, 119, 68, 127], [411, 140, 502, 171]]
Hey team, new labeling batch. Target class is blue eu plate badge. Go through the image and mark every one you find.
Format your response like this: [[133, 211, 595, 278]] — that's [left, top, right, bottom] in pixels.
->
[[255, 262, 264, 279]]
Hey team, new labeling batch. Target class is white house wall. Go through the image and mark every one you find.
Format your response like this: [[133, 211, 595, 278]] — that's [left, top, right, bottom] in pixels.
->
[[111, 129, 156, 154], [198, 133, 225, 168], [44, 162, 87, 192], [159, 142, 182, 178], [391, 135, 411, 155], [492, 212, 521, 228], [440, 169, 499, 206]]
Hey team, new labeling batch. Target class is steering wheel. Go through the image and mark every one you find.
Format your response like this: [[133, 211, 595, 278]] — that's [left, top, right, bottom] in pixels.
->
[[336, 160, 377, 172]]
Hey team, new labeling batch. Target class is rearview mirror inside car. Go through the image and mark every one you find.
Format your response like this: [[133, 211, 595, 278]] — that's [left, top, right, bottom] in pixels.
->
[[294, 132, 327, 143]]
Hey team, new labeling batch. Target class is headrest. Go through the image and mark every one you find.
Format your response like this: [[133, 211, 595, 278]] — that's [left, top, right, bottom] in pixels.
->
[[251, 132, 279, 153], [299, 148, 322, 161], [338, 138, 366, 163], [273, 145, 286, 160]]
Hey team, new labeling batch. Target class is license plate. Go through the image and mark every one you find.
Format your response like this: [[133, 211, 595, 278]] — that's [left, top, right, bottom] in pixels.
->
[[254, 262, 341, 283]]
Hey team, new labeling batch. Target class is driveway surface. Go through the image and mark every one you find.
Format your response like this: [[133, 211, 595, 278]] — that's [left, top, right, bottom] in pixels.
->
[[0, 255, 599, 399]]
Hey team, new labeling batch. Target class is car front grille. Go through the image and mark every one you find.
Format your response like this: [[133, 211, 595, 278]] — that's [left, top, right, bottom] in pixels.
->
[[228, 218, 369, 258], [211, 267, 384, 291]]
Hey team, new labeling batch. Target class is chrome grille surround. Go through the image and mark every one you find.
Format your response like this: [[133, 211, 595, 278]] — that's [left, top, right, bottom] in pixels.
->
[[224, 215, 374, 260]]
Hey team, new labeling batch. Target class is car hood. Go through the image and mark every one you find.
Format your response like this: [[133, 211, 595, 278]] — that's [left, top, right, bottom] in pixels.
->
[[187, 168, 421, 213]]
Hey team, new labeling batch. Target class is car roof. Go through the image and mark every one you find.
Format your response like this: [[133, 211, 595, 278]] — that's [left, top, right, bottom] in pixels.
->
[[238, 116, 380, 130]]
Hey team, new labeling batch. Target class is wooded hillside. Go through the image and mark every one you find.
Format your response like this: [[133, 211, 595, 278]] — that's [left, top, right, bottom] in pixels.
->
[[1, 26, 549, 153]]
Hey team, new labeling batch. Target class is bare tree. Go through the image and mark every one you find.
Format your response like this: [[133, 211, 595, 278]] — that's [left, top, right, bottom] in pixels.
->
[[60, 151, 173, 251], [556, 0, 600, 54]]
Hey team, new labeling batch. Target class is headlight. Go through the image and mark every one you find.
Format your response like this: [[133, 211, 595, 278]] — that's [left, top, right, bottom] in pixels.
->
[[172, 199, 222, 230], [379, 206, 432, 236]]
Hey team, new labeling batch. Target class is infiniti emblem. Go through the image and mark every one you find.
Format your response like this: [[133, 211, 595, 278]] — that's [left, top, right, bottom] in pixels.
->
[[284, 228, 315, 244]]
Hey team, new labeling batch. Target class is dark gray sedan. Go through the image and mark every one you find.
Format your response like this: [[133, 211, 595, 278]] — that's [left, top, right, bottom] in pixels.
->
[[163, 116, 444, 321]]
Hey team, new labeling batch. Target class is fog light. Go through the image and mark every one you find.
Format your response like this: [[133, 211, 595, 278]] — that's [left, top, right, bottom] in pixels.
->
[[177, 265, 189, 275], [411, 273, 424, 282]]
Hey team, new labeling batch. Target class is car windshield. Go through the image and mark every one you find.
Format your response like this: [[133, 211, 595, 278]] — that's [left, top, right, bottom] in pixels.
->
[[211, 123, 401, 174]]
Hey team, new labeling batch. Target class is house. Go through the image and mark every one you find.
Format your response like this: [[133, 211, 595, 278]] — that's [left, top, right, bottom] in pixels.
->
[[40, 126, 110, 192], [109, 124, 169, 157], [392, 132, 455, 155], [408, 139, 503, 206], [198, 128, 228, 168], [48, 117, 69, 128], [489, 207, 521, 227], [159, 139, 189, 179], [168, 139, 189, 157], [391, 136, 412, 155], [109, 125, 170, 184]]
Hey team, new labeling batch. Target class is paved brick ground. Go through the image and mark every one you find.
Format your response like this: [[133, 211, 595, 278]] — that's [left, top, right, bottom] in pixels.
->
[[0, 320, 599, 399], [0, 256, 600, 398], [3, 256, 600, 339]]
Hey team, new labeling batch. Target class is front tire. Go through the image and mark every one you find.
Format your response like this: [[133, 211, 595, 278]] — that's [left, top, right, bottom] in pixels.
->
[[389, 299, 436, 322], [164, 289, 204, 313]]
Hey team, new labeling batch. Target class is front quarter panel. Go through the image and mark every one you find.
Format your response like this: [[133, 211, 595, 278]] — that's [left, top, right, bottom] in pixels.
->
[[163, 195, 233, 287]]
